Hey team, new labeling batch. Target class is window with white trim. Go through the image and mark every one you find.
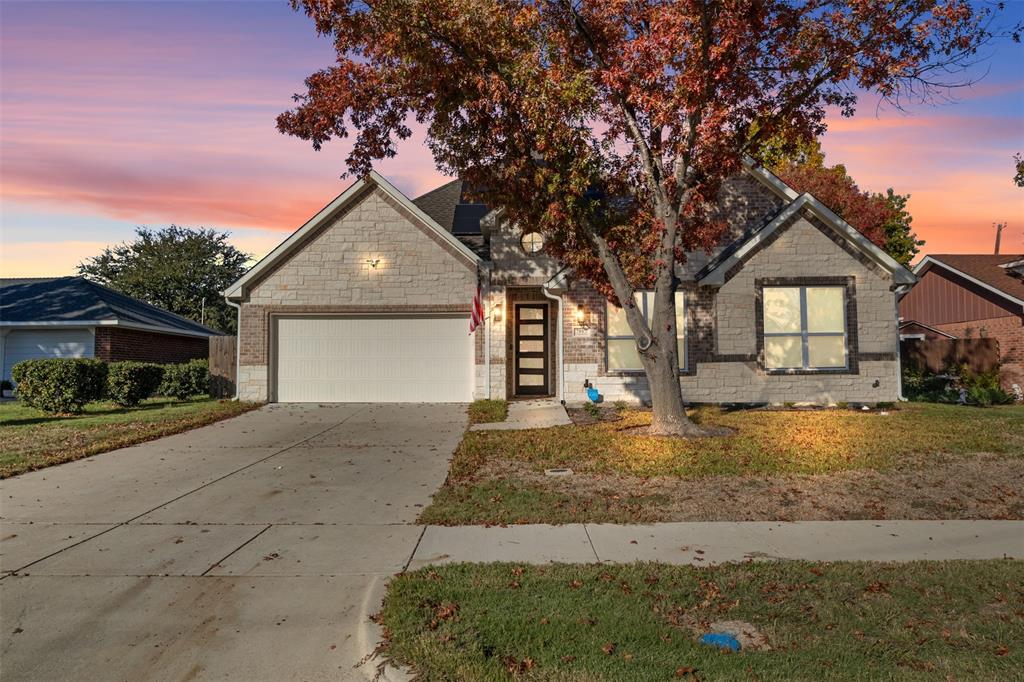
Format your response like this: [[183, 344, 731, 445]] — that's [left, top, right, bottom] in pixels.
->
[[762, 286, 847, 370], [606, 291, 686, 371]]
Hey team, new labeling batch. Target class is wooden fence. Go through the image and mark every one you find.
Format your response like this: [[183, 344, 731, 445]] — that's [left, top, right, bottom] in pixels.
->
[[209, 335, 237, 398], [900, 337, 1000, 375]]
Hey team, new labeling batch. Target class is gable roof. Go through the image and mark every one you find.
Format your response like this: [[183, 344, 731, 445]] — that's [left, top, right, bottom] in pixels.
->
[[225, 171, 483, 300], [914, 254, 1024, 309], [0, 277, 217, 337], [696, 193, 917, 286], [412, 179, 491, 259]]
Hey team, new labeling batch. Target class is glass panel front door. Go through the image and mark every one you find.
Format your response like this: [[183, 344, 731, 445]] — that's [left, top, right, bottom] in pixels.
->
[[515, 304, 549, 395]]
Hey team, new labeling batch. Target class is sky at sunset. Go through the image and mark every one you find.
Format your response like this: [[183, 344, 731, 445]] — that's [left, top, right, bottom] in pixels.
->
[[2, 0, 1023, 277]]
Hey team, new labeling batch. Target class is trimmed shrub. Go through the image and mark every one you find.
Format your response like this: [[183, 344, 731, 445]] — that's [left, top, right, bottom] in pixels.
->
[[11, 358, 107, 414], [107, 361, 164, 407], [159, 359, 210, 399]]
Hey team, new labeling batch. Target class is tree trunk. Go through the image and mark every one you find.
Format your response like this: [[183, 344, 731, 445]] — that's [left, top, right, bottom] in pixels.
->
[[645, 348, 705, 436]]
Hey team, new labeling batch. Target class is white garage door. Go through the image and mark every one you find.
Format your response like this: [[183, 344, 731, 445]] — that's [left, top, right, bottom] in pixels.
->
[[3, 329, 95, 381], [274, 315, 474, 403]]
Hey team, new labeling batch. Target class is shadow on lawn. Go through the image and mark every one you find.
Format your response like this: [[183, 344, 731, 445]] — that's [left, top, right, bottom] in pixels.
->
[[2, 400, 189, 427]]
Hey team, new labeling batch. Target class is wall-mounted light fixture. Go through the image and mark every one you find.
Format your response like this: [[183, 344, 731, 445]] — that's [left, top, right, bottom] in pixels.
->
[[365, 258, 381, 269], [575, 306, 587, 326], [492, 302, 503, 323]]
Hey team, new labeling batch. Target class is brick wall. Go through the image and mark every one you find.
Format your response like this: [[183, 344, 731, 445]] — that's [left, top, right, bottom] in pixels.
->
[[94, 327, 208, 364], [933, 314, 1024, 389]]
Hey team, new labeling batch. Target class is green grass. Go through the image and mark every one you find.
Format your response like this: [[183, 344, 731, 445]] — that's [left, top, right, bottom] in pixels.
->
[[421, 403, 1024, 524], [0, 397, 260, 477], [378, 560, 1024, 681], [469, 399, 509, 424]]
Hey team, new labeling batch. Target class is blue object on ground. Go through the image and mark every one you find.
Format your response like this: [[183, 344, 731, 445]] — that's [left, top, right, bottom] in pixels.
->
[[586, 387, 600, 403], [700, 633, 741, 652]]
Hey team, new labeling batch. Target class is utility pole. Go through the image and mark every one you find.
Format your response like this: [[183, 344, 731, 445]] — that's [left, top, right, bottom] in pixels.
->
[[994, 222, 1006, 255], [201, 298, 206, 325]]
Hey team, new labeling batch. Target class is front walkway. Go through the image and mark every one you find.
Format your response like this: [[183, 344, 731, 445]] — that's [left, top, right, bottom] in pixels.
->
[[408, 520, 1023, 568], [469, 398, 571, 431]]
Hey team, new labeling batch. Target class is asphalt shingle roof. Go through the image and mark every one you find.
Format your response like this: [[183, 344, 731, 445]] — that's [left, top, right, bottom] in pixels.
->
[[0, 276, 218, 335], [413, 180, 491, 259], [926, 254, 1024, 303]]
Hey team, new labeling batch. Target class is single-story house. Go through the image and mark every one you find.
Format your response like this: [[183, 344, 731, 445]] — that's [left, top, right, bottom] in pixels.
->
[[0, 276, 216, 381], [224, 160, 915, 405], [899, 254, 1024, 386]]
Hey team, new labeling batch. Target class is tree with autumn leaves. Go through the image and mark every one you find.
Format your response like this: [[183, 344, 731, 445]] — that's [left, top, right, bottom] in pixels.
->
[[764, 138, 924, 266], [279, 0, 1016, 436]]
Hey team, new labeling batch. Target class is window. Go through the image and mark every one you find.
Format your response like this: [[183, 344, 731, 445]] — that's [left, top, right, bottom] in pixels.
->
[[521, 231, 545, 254], [762, 286, 847, 370], [606, 291, 686, 371]]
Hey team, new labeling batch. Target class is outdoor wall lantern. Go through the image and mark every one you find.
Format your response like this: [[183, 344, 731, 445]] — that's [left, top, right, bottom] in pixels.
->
[[365, 258, 381, 269], [575, 306, 588, 326], [492, 302, 503, 323]]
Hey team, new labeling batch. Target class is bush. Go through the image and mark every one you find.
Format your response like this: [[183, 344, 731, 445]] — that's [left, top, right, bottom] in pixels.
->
[[903, 366, 1011, 407], [11, 358, 107, 414], [159, 359, 209, 399], [107, 362, 164, 407]]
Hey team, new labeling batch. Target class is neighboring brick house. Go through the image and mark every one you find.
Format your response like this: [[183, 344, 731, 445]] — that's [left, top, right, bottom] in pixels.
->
[[225, 160, 915, 405], [0, 276, 215, 380], [899, 254, 1024, 387]]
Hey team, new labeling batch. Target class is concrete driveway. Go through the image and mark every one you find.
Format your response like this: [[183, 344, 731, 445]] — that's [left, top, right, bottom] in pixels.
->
[[0, 403, 465, 681]]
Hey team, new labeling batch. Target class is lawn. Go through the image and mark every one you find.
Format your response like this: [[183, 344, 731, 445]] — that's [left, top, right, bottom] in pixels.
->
[[0, 398, 260, 477], [378, 560, 1024, 681], [469, 399, 509, 424], [421, 403, 1024, 524]]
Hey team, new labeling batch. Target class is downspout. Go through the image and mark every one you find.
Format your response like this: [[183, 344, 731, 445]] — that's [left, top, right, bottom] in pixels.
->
[[541, 284, 565, 405], [483, 266, 491, 400], [893, 285, 910, 402], [224, 295, 242, 400]]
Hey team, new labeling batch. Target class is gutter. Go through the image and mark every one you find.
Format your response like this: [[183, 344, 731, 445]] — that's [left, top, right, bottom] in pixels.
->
[[224, 295, 242, 400]]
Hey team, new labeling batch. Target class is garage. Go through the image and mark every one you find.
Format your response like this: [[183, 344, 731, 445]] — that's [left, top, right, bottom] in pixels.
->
[[2, 329, 94, 380], [273, 315, 474, 403]]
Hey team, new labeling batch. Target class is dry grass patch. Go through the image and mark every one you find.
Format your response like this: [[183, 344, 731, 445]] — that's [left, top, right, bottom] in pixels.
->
[[422, 403, 1024, 524]]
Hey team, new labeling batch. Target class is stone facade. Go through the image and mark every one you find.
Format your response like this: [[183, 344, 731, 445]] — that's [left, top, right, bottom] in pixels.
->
[[232, 166, 904, 406], [236, 184, 478, 401], [552, 214, 900, 405]]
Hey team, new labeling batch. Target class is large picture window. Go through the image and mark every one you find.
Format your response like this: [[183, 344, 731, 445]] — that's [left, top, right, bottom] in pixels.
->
[[762, 286, 847, 370], [606, 291, 686, 371]]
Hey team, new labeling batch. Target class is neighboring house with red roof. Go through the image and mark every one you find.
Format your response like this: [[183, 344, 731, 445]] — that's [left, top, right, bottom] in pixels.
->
[[899, 254, 1024, 387]]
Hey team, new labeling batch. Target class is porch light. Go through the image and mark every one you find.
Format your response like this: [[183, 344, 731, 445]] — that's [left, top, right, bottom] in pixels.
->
[[575, 306, 586, 325], [365, 258, 381, 269], [492, 302, 503, 323]]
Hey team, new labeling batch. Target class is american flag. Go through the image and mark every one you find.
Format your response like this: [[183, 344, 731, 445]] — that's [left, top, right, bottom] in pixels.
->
[[469, 285, 484, 333]]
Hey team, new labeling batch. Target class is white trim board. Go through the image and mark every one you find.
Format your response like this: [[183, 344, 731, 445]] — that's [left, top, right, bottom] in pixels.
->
[[224, 171, 482, 300], [698, 193, 917, 287], [0, 320, 214, 339]]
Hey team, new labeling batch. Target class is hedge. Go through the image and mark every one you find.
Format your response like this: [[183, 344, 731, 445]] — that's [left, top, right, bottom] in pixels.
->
[[107, 361, 165, 407], [159, 359, 210, 399], [11, 358, 108, 414]]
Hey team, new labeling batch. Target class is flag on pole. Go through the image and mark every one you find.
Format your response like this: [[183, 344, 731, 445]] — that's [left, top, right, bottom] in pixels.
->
[[470, 284, 484, 334]]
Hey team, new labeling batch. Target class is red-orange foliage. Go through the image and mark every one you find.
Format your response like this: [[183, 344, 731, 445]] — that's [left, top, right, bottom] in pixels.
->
[[277, 0, 1010, 433]]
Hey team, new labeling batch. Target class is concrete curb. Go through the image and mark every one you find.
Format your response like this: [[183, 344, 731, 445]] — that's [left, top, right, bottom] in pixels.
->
[[353, 574, 414, 682]]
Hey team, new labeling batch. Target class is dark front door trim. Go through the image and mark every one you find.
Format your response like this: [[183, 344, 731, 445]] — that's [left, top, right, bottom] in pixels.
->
[[514, 303, 549, 396]]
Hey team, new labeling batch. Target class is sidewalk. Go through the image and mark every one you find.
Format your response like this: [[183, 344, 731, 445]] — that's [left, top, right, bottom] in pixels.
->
[[469, 398, 571, 430], [407, 520, 1023, 568]]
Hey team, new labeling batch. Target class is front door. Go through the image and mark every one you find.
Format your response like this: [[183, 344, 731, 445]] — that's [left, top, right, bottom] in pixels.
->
[[514, 304, 549, 396]]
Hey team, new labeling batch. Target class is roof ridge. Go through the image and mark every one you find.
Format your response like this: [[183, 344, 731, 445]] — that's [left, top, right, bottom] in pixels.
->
[[80, 278, 218, 333], [412, 178, 462, 203]]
